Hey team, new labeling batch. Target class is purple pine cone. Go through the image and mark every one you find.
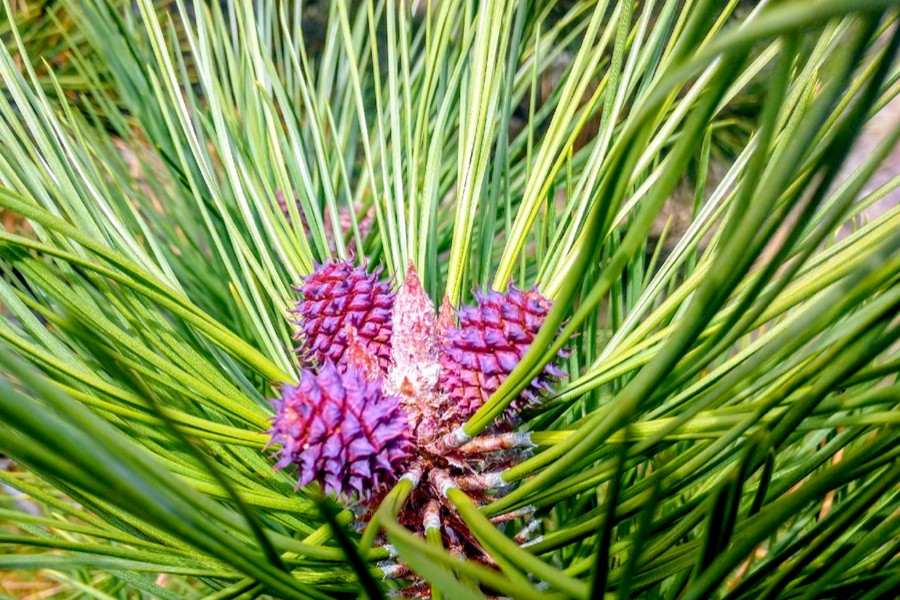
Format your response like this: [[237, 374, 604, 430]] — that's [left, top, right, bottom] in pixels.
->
[[290, 260, 394, 371], [439, 285, 568, 422], [269, 361, 411, 498]]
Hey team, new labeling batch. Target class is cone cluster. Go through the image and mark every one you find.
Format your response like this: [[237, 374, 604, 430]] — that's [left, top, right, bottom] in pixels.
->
[[271, 259, 567, 498]]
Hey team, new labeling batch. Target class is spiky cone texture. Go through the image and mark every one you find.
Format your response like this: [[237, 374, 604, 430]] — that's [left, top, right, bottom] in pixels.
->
[[289, 260, 394, 371], [268, 360, 411, 498], [273, 260, 567, 591], [439, 285, 568, 428]]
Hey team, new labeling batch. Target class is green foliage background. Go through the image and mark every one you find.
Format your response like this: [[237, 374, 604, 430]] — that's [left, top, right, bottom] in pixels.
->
[[2, 0, 900, 598]]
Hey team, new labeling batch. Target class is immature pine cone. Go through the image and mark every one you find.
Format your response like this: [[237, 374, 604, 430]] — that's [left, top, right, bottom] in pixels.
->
[[439, 285, 567, 423], [269, 361, 411, 497], [290, 260, 394, 370]]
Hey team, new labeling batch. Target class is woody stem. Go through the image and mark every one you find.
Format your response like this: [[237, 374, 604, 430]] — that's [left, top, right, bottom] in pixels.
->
[[455, 432, 534, 454]]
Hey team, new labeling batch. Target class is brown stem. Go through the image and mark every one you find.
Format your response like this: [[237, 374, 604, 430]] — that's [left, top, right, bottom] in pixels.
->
[[453, 471, 507, 491], [456, 432, 534, 454]]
